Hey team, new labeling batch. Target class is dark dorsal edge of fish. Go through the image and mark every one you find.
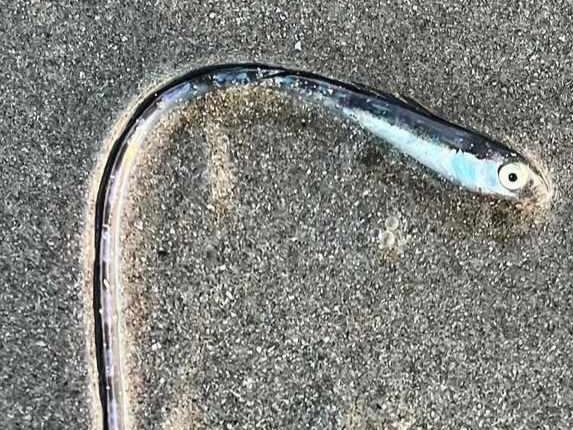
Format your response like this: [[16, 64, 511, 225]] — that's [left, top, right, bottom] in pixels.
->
[[269, 67, 492, 140], [345, 80, 519, 158], [94, 62, 522, 430], [255, 67, 520, 162]]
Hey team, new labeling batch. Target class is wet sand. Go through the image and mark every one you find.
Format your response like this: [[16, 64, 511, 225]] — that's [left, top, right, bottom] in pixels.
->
[[121, 87, 572, 429], [2, 1, 573, 429]]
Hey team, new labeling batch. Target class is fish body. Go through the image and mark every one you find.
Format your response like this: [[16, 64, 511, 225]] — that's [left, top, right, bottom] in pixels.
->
[[268, 72, 550, 204], [94, 63, 551, 430]]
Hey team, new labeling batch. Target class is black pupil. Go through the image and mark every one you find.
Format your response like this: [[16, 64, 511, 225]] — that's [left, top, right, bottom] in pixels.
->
[[508, 172, 518, 182]]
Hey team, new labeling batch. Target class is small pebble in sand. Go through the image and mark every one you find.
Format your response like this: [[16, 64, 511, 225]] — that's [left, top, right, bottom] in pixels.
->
[[384, 215, 400, 232], [379, 230, 397, 249]]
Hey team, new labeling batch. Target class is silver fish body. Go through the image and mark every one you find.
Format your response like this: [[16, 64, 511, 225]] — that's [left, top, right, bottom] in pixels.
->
[[93, 63, 551, 430], [268, 72, 551, 204]]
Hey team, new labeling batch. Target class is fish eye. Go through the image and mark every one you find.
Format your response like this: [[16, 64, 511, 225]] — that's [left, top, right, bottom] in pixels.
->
[[499, 162, 529, 191]]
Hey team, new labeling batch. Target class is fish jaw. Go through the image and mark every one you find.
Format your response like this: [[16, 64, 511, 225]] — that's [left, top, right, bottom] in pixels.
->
[[517, 166, 554, 209]]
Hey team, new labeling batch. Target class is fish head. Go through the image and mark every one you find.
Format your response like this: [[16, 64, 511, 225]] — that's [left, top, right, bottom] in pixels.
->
[[496, 155, 552, 207]]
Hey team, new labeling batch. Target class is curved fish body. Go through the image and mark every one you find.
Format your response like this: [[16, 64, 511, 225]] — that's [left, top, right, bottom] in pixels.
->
[[93, 63, 550, 430]]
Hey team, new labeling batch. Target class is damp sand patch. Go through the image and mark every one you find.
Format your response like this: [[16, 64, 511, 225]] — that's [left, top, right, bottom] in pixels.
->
[[117, 86, 564, 429]]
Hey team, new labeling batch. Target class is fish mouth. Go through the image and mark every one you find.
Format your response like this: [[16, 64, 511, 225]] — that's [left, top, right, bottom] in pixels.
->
[[519, 167, 554, 210]]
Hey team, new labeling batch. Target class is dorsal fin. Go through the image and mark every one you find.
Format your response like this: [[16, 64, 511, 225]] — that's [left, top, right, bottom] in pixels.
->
[[388, 93, 454, 124], [324, 77, 496, 142], [399, 93, 499, 141], [350, 80, 447, 120], [395, 94, 440, 117], [350, 80, 390, 99], [377, 88, 497, 141]]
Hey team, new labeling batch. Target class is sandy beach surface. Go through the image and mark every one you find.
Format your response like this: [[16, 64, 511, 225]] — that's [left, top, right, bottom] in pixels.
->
[[2, 1, 573, 429]]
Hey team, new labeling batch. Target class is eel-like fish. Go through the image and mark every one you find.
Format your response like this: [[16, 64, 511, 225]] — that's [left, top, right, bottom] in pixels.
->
[[92, 63, 551, 430]]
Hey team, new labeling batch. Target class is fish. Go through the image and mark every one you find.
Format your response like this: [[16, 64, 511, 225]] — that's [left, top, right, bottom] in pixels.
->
[[92, 63, 552, 430]]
